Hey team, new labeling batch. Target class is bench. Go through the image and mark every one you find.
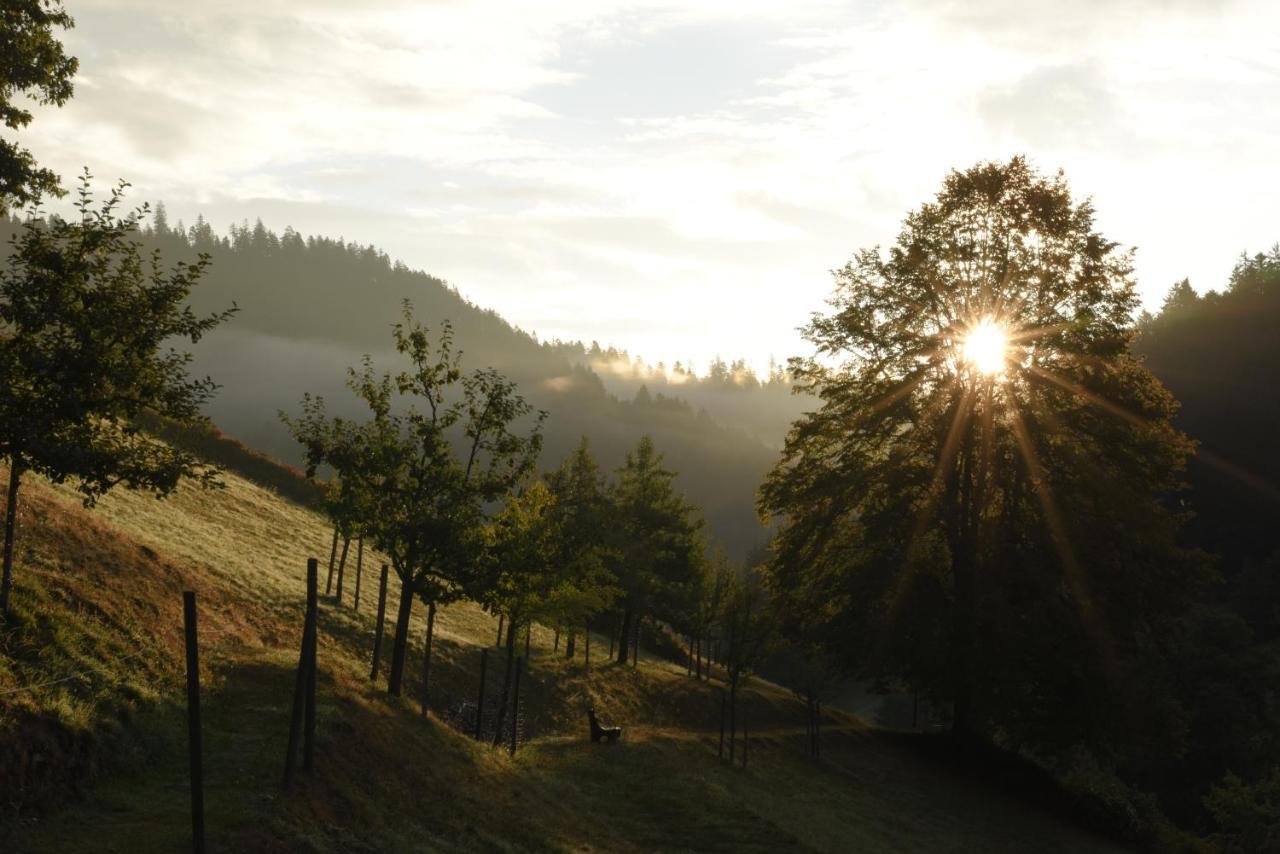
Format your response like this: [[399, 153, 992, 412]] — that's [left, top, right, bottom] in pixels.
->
[[588, 707, 622, 743]]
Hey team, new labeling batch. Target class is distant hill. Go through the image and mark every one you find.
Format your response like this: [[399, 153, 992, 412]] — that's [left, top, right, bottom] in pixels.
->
[[1, 213, 794, 558]]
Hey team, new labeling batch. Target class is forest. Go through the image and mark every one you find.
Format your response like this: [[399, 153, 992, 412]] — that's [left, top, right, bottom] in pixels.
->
[[3, 3, 1280, 853]]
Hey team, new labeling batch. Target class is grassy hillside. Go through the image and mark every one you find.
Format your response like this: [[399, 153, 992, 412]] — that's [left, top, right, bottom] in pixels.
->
[[1, 463, 1126, 852]]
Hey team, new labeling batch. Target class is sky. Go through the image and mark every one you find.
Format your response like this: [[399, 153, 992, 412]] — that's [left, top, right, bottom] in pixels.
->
[[22, 0, 1280, 374]]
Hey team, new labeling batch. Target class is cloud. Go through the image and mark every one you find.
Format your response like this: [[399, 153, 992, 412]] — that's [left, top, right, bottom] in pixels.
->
[[18, 0, 1280, 374]]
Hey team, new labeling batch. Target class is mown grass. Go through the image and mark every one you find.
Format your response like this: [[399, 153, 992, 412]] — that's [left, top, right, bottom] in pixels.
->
[[1, 461, 1128, 852]]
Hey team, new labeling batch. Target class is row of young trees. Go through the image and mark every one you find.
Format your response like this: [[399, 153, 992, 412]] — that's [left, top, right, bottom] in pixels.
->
[[281, 303, 751, 710]]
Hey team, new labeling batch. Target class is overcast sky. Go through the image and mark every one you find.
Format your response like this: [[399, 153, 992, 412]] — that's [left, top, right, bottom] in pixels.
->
[[24, 0, 1280, 373]]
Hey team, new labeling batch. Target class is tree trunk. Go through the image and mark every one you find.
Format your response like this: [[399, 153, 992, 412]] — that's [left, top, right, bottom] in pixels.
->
[[815, 701, 822, 760], [742, 704, 748, 769], [695, 637, 702, 680], [420, 601, 436, 717], [324, 525, 340, 594], [386, 571, 415, 697], [0, 462, 22, 616], [584, 626, 590, 670], [553, 629, 560, 652], [718, 688, 726, 759], [334, 535, 350, 604], [687, 635, 694, 676], [565, 631, 576, 659], [353, 536, 364, 610], [496, 614, 505, 647], [524, 623, 531, 659], [616, 607, 632, 665], [728, 681, 737, 763], [631, 614, 640, 668], [492, 619, 518, 746]]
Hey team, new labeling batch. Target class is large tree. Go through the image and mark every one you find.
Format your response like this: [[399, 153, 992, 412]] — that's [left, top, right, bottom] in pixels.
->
[[0, 0, 78, 210], [284, 305, 543, 697], [760, 157, 1207, 756], [0, 177, 235, 614]]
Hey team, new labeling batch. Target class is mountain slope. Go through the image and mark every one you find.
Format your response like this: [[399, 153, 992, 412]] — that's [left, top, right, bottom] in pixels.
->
[[0, 460, 1126, 852]]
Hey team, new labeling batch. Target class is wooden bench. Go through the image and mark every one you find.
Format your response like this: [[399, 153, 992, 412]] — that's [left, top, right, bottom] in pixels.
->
[[588, 707, 621, 743]]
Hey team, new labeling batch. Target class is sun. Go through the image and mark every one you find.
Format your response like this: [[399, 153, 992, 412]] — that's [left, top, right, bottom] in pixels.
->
[[961, 319, 1009, 376]]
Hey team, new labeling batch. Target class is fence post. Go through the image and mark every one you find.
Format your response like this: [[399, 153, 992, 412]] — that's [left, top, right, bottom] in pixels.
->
[[509, 656, 523, 757], [370, 564, 389, 681], [183, 591, 205, 854], [718, 688, 726, 760], [475, 648, 489, 740], [303, 558, 318, 775], [283, 558, 319, 788], [353, 536, 364, 611]]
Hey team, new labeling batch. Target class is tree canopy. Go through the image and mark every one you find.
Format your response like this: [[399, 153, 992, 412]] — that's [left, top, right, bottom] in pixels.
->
[[283, 303, 544, 696], [0, 176, 235, 613], [760, 156, 1207, 757], [0, 0, 78, 210]]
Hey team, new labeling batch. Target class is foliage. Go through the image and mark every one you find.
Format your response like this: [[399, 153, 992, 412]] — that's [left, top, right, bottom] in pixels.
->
[[760, 156, 1208, 756], [0, 0, 78, 210], [542, 438, 618, 631], [1135, 246, 1280, 564], [282, 302, 543, 695], [1205, 768, 1280, 854], [608, 435, 706, 661], [0, 176, 234, 612], [718, 565, 773, 692]]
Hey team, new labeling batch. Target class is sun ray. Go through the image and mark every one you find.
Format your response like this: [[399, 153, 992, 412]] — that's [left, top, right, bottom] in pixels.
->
[[1007, 403, 1116, 671]]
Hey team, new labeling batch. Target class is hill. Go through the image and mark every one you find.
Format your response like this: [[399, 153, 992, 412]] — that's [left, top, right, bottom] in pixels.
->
[[0, 455, 1127, 852], [7, 213, 783, 561]]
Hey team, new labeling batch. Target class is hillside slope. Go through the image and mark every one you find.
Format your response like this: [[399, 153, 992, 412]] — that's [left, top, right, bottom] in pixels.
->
[[1, 464, 1125, 853]]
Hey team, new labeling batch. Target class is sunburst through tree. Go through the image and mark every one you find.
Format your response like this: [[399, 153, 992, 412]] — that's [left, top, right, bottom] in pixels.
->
[[760, 157, 1210, 754]]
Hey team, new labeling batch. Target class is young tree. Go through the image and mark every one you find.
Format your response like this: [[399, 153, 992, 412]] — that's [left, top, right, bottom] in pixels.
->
[[544, 437, 617, 660], [610, 436, 704, 665], [482, 480, 560, 744], [719, 565, 772, 764], [0, 0, 78, 211], [284, 305, 543, 697], [0, 177, 235, 615], [760, 157, 1207, 755]]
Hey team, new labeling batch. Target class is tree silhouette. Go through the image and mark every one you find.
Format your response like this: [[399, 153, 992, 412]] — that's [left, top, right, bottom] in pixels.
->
[[0, 176, 235, 614], [761, 157, 1207, 752], [543, 438, 618, 659], [283, 304, 543, 697], [609, 436, 704, 665], [0, 0, 78, 211]]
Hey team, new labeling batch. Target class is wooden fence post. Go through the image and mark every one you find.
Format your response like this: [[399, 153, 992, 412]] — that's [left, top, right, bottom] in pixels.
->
[[509, 656, 523, 757], [370, 564, 388, 681], [475, 648, 489, 740], [183, 591, 205, 854], [353, 536, 364, 611], [718, 688, 726, 760], [742, 705, 748, 769], [303, 558, 318, 775], [283, 558, 319, 788]]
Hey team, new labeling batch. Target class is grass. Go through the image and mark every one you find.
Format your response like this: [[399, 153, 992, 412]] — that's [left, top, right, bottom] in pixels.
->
[[1, 461, 1129, 852]]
